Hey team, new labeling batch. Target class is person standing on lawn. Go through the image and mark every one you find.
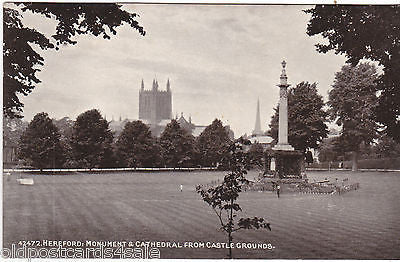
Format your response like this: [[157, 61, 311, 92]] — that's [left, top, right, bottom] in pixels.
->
[[277, 184, 280, 198]]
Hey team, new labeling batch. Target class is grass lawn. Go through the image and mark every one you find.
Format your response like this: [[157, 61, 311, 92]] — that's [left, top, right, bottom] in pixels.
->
[[3, 170, 400, 259]]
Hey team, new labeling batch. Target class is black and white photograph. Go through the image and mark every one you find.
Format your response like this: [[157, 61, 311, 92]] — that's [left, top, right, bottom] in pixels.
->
[[2, 1, 400, 259]]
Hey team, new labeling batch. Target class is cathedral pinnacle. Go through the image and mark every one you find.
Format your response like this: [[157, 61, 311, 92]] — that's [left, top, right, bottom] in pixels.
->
[[152, 79, 158, 90]]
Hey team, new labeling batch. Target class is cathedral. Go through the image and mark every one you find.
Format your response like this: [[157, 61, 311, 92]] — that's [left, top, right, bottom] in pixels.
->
[[139, 79, 172, 125], [110, 78, 234, 138]]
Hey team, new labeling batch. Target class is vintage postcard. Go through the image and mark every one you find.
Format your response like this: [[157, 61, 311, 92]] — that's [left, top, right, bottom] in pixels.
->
[[2, 2, 400, 260]]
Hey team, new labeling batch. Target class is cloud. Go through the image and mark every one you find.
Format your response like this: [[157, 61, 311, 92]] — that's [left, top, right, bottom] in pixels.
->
[[19, 4, 347, 136]]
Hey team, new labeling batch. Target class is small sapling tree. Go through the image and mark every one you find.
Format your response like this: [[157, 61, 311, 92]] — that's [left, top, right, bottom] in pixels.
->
[[196, 138, 271, 259]]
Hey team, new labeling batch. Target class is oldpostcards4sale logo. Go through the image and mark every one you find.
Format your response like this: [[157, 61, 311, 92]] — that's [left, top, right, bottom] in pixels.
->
[[1, 244, 161, 259]]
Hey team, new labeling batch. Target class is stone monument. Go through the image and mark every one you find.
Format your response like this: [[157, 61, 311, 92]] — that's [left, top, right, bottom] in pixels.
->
[[266, 60, 302, 179], [273, 60, 294, 151]]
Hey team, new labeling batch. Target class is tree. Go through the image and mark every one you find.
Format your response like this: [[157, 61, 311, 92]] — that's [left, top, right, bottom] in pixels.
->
[[115, 121, 161, 167], [3, 3, 145, 118], [197, 119, 231, 167], [70, 109, 114, 168], [372, 134, 400, 159], [328, 63, 379, 171], [53, 117, 74, 142], [196, 138, 271, 259], [159, 119, 197, 168], [53, 117, 75, 166], [18, 112, 65, 169], [317, 137, 343, 163], [268, 81, 328, 153], [305, 5, 400, 142], [3, 117, 28, 146], [247, 142, 266, 169]]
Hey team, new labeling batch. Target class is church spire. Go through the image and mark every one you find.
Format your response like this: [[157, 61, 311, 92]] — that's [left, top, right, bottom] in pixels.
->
[[141, 79, 144, 91], [166, 78, 171, 92], [252, 98, 263, 136]]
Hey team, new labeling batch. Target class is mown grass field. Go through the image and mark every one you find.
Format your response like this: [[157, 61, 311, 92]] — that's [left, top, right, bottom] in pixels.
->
[[3, 170, 400, 259]]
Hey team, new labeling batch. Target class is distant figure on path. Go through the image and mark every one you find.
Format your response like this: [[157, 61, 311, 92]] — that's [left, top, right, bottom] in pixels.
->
[[276, 185, 280, 198], [180, 184, 183, 192]]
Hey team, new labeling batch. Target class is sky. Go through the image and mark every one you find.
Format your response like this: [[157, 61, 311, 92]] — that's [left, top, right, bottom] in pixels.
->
[[17, 4, 348, 137]]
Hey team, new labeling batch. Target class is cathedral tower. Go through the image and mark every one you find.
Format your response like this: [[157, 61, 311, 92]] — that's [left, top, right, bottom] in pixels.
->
[[139, 79, 172, 125]]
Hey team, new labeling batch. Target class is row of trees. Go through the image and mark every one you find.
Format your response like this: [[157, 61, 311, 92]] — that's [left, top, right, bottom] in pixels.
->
[[4, 5, 399, 142], [13, 62, 398, 171], [4, 4, 399, 172], [9, 62, 398, 171], [15, 109, 233, 169]]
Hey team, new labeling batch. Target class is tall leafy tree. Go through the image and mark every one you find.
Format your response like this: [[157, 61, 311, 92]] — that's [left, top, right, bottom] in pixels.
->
[[115, 121, 161, 167], [305, 5, 400, 142], [197, 119, 231, 167], [328, 63, 379, 171], [18, 112, 65, 169], [268, 81, 328, 153], [159, 119, 197, 168], [3, 3, 145, 118], [70, 109, 114, 168], [3, 7, 54, 118]]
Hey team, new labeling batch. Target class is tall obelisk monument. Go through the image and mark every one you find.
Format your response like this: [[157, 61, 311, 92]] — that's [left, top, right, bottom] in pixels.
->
[[273, 60, 294, 151]]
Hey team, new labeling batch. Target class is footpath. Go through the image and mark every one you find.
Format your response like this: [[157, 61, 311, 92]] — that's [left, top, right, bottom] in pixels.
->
[[306, 167, 400, 172]]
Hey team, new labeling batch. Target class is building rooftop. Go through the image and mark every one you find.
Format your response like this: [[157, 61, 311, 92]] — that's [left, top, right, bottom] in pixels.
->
[[249, 135, 273, 144]]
